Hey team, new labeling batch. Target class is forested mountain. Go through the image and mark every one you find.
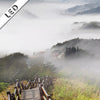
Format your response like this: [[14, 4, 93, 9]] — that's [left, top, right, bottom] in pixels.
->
[[0, 52, 55, 82]]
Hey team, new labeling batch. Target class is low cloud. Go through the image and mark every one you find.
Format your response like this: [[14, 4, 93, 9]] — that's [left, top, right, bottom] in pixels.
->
[[21, 9, 38, 19], [73, 21, 100, 30], [80, 22, 100, 29]]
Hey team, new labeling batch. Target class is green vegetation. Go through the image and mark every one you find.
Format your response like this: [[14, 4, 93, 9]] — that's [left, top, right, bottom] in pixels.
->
[[1, 52, 100, 100], [0, 82, 8, 92], [0, 84, 15, 100], [0, 53, 56, 82], [52, 78, 100, 100], [0, 53, 28, 82], [0, 52, 56, 99]]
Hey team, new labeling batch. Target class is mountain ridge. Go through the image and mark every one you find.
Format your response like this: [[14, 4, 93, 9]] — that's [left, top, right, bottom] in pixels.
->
[[50, 38, 100, 59], [65, 3, 100, 15]]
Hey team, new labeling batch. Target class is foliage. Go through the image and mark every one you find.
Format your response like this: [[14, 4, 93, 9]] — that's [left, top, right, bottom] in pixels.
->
[[52, 78, 100, 100], [0, 82, 8, 92], [0, 53, 56, 82], [0, 84, 15, 100]]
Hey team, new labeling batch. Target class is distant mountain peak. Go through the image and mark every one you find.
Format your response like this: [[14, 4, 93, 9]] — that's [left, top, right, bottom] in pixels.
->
[[50, 38, 100, 59]]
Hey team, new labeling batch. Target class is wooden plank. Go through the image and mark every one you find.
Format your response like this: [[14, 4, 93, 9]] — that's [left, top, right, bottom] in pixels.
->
[[21, 87, 41, 100]]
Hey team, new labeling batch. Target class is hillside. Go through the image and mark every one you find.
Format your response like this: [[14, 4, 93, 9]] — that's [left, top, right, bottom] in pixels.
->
[[44, 38, 100, 80], [50, 38, 100, 100], [0, 53, 28, 82], [0, 52, 56, 83], [51, 38, 100, 58]]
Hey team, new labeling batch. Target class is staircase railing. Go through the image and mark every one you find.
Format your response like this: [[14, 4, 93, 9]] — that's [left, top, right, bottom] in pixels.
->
[[7, 76, 52, 100]]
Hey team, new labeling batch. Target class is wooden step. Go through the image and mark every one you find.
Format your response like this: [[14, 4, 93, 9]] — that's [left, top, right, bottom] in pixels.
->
[[21, 87, 41, 100]]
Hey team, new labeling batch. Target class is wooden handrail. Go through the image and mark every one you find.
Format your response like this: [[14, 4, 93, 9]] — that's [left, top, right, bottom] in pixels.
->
[[7, 91, 11, 100], [41, 86, 49, 97], [7, 76, 52, 100], [7, 80, 21, 100], [42, 96, 47, 100], [40, 86, 51, 100]]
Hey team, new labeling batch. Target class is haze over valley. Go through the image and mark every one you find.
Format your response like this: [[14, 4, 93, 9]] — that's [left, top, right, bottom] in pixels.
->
[[0, 0, 100, 55], [1, 1, 100, 99]]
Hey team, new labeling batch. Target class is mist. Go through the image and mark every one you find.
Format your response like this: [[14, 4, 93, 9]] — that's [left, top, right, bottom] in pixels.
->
[[0, 0, 100, 83], [44, 52, 100, 83], [0, 1, 100, 55], [41, 38, 100, 85]]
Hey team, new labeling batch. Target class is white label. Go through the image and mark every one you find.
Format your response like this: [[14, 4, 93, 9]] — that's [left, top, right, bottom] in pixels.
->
[[0, 0, 29, 29]]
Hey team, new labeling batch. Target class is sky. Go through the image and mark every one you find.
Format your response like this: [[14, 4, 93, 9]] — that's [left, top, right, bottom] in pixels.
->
[[0, 0, 100, 55]]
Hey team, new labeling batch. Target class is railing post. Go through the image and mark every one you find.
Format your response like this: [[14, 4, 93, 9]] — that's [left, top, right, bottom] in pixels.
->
[[21, 82, 25, 90], [18, 87, 21, 94], [11, 93, 16, 100], [31, 81, 35, 88], [7, 91, 11, 100], [47, 95, 51, 100], [26, 80, 31, 89], [16, 79, 20, 87], [16, 94, 20, 100], [29, 81, 32, 89], [7, 76, 52, 100]]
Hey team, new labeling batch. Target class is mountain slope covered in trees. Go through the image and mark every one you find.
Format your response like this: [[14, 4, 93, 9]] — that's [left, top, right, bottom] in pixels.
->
[[0, 53, 56, 82]]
